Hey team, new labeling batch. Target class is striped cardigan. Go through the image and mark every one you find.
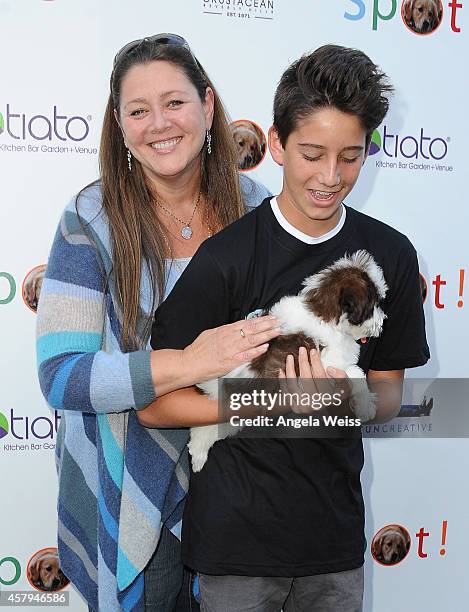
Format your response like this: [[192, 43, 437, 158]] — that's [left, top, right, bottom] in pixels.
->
[[36, 176, 270, 611]]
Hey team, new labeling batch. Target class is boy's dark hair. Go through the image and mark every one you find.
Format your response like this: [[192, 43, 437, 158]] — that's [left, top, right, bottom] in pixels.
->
[[273, 44, 393, 149]]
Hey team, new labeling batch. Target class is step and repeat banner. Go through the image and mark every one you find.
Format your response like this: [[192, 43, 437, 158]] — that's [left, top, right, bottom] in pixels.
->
[[0, 1, 467, 610]]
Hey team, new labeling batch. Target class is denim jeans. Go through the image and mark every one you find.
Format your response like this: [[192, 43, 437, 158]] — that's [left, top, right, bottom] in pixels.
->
[[145, 527, 200, 612]]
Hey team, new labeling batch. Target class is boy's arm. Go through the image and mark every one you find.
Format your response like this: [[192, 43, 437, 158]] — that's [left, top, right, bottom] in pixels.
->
[[367, 369, 404, 423], [365, 240, 429, 423]]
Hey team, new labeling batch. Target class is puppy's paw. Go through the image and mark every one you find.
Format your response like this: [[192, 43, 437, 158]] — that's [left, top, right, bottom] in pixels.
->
[[190, 450, 209, 473], [351, 390, 377, 422], [197, 378, 219, 400], [188, 424, 221, 472]]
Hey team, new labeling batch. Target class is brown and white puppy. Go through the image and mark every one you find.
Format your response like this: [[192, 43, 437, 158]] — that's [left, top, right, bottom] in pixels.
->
[[403, 0, 442, 33], [23, 265, 46, 311], [190, 250, 388, 471], [230, 120, 265, 170], [28, 551, 69, 592], [372, 526, 411, 565]]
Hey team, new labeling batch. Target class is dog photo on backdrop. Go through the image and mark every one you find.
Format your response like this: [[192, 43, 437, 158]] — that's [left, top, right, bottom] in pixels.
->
[[27, 548, 70, 592], [189, 250, 388, 472], [230, 119, 266, 170], [402, 0, 443, 34], [23, 264, 46, 312], [372, 525, 411, 565]]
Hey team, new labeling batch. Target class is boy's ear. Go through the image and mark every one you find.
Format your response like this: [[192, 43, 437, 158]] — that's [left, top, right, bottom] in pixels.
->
[[268, 126, 285, 166]]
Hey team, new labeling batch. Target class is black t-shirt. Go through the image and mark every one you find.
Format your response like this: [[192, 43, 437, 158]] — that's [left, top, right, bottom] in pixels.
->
[[151, 198, 429, 577]]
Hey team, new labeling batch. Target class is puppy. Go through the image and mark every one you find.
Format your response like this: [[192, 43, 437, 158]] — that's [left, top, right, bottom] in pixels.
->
[[403, 0, 442, 33], [190, 250, 388, 472], [23, 265, 46, 311], [230, 120, 265, 170], [372, 526, 410, 565], [28, 550, 69, 591]]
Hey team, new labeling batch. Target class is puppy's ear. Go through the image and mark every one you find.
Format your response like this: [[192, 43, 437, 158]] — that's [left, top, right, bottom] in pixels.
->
[[29, 561, 41, 586], [403, 0, 413, 21], [24, 281, 34, 304], [340, 288, 372, 326], [373, 537, 383, 560]]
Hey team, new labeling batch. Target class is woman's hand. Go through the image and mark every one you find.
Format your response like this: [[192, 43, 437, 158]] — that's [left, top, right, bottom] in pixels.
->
[[279, 347, 350, 415], [180, 315, 280, 384]]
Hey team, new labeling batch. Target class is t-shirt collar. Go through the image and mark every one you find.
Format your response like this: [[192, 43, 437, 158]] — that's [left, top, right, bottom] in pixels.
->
[[270, 196, 346, 245]]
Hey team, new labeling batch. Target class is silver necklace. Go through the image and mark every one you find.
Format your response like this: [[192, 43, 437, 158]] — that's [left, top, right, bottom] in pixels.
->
[[155, 191, 201, 240]]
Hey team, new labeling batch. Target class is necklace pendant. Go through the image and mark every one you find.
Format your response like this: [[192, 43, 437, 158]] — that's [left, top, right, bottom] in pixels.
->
[[181, 225, 193, 240]]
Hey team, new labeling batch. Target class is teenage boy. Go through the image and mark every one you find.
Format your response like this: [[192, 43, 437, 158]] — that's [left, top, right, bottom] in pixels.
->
[[143, 45, 429, 611]]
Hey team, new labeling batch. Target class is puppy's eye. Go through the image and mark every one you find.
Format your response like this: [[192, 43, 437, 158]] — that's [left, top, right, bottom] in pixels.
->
[[418, 6, 423, 12], [238, 140, 245, 146], [45, 565, 52, 571]]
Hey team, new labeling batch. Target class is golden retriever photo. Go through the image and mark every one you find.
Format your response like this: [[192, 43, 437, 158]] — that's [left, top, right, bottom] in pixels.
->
[[230, 120, 266, 170], [402, 0, 443, 34], [22, 264, 46, 312], [27, 548, 69, 592], [372, 525, 411, 565]]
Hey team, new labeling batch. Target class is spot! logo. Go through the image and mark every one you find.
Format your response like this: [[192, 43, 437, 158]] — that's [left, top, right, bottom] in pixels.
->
[[344, 0, 462, 33], [0, 556, 21, 586], [0, 271, 16, 305]]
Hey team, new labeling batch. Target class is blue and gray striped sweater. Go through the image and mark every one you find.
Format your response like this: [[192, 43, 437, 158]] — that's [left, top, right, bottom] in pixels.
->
[[36, 177, 270, 611]]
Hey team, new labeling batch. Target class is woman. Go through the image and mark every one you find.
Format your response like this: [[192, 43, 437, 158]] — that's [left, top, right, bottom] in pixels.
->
[[36, 34, 278, 611]]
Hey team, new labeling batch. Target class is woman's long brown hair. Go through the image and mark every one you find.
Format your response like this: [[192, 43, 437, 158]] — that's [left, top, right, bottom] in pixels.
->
[[81, 42, 244, 351]]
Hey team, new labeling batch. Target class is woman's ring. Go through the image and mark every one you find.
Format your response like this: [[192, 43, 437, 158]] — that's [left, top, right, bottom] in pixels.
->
[[240, 328, 246, 338]]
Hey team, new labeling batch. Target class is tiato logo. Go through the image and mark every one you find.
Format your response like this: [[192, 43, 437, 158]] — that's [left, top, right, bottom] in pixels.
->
[[368, 126, 449, 160], [0, 104, 91, 142]]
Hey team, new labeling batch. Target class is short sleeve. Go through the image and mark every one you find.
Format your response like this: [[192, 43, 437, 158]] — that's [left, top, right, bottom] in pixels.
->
[[370, 240, 430, 371], [239, 174, 272, 212], [151, 244, 230, 350]]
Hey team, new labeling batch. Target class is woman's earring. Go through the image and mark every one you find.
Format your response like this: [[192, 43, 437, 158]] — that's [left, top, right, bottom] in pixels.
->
[[127, 148, 132, 171], [206, 130, 212, 155]]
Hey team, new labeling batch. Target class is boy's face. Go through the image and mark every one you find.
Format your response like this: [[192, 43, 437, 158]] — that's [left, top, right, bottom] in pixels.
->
[[269, 107, 368, 237]]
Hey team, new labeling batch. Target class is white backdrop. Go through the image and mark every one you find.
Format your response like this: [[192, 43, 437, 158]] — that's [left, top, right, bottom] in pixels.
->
[[0, 1, 467, 610]]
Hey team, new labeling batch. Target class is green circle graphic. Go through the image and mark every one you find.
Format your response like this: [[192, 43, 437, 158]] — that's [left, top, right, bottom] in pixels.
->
[[0, 272, 16, 305], [369, 130, 382, 155], [0, 412, 8, 439], [0, 557, 21, 586]]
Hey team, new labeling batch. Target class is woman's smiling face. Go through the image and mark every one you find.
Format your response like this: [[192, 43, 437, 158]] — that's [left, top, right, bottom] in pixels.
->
[[117, 60, 214, 185]]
